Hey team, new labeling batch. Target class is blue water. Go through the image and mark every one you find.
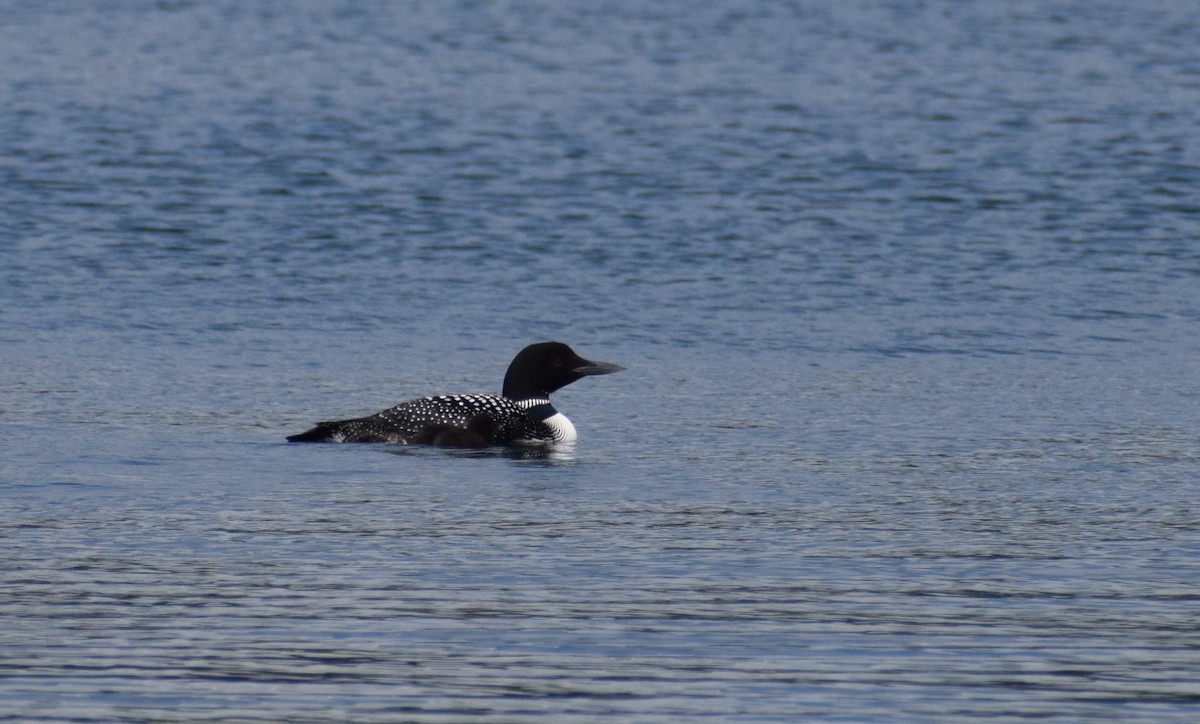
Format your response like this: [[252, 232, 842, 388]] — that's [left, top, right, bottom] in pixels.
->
[[4, 1, 1200, 720]]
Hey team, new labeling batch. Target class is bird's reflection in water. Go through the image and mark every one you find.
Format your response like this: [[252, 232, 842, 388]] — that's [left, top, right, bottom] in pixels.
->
[[385, 441, 577, 465]]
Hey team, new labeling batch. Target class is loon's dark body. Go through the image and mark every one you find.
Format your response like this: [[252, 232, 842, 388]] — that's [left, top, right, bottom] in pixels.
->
[[287, 342, 622, 445], [409, 412, 497, 448], [291, 394, 543, 444]]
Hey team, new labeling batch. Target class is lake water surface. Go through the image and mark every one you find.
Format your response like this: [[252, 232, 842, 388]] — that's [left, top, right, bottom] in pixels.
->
[[3, 1, 1200, 720]]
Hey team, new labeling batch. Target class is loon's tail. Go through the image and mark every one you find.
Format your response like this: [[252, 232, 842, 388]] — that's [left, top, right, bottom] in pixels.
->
[[286, 421, 343, 442]]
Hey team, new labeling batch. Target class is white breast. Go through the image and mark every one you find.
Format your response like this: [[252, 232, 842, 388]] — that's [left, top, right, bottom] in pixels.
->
[[542, 412, 577, 443]]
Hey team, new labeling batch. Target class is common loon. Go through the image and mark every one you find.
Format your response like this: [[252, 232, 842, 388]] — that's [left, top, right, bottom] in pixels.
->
[[287, 342, 623, 444], [409, 413, 496, 448]]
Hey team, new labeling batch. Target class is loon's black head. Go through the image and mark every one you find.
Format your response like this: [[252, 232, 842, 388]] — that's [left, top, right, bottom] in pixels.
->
[[502, 342, 624, 400]]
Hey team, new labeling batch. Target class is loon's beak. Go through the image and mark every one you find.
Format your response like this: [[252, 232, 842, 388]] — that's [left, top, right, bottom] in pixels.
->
[[574, 359, 625, 377]]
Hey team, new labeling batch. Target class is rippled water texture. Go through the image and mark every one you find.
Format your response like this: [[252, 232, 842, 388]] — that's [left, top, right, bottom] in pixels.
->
[[3, 1, 1200, 721]]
